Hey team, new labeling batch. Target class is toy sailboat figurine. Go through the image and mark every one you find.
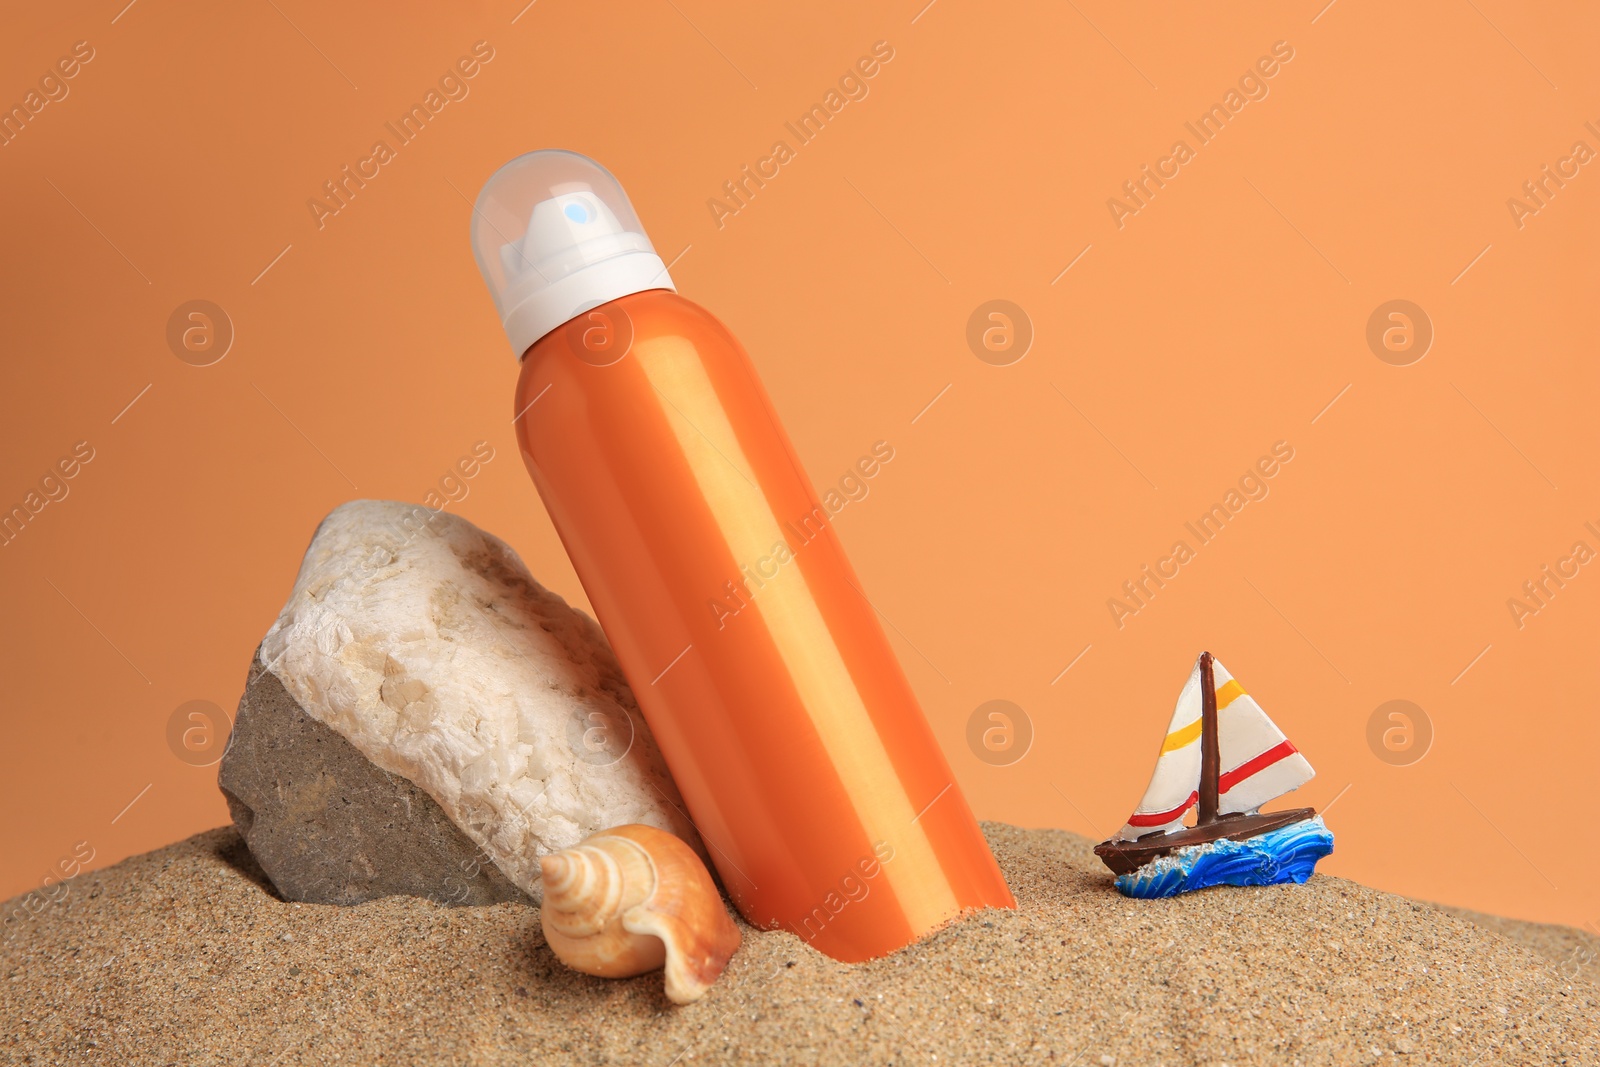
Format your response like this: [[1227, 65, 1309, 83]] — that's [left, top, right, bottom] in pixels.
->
[[1095, 652, 1334, 899]]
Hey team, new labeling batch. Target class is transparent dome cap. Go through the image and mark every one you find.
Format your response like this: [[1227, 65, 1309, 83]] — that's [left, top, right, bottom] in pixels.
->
[[471, 150, 674, 358]]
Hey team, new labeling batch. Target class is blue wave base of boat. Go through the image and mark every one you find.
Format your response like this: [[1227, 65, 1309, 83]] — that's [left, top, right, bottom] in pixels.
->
[[1114, 816, 1334, 899]]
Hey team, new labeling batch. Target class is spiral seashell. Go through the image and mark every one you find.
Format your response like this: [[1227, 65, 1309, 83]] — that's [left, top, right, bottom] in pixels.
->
[[539, 824, 741, 1004]]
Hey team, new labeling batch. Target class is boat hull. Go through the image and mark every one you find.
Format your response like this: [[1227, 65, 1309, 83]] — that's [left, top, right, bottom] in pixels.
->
[[1108, 815, 1334, 899], [1094, 807, 1316, 876]]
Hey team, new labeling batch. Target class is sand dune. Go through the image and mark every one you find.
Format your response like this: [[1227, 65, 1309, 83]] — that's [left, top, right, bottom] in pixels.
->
[[4, 823, 1596, 1065]]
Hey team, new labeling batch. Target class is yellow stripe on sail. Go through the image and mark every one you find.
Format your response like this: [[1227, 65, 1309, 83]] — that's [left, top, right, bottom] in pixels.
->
[[1159, 680, 1246, 753], [1160, 718, 1202, 753], [1215, 679, 1246, 709]]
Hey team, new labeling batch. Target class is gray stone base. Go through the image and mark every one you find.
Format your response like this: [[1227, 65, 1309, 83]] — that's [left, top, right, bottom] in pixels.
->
[[218, 650, 531, 907]]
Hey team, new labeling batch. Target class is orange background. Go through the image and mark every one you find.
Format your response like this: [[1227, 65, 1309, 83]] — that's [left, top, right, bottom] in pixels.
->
[[2, 1, 1595, 934]]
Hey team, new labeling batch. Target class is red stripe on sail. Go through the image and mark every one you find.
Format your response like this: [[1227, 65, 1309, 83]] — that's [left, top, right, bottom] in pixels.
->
[[1127, 790, 1197, 826], [1219, 740, 1297, 794]]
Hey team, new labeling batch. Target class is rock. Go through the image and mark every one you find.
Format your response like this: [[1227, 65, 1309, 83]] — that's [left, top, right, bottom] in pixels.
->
[[221, 651, 531, 906], [219, 500, 701, 906]]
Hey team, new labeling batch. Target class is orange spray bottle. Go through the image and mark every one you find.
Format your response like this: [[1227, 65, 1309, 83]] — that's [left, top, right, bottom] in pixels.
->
[[471, 150, 1014, 962]]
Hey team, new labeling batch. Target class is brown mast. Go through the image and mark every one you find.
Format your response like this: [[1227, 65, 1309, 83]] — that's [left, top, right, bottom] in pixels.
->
[[1196, 651, 1219, 826]]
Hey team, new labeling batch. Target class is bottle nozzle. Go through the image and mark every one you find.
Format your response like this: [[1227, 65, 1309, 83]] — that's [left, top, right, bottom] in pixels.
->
[[471, 150, 673, 359]]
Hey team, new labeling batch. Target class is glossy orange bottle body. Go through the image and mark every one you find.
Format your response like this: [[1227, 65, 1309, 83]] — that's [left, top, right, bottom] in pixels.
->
[[514, 289, 1014, 961]]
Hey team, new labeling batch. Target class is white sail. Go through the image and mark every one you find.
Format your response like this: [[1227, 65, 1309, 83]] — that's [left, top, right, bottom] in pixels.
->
[[1210, 658, 1315, 815], [1114, 659, 1204, 841]]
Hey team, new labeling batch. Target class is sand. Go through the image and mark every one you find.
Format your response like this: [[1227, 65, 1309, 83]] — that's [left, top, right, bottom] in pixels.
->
[[4, 824, 1596, 1066]]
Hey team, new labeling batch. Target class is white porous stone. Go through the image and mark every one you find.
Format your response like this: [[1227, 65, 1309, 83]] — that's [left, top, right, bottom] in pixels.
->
[[257, 500, 701, 902]]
